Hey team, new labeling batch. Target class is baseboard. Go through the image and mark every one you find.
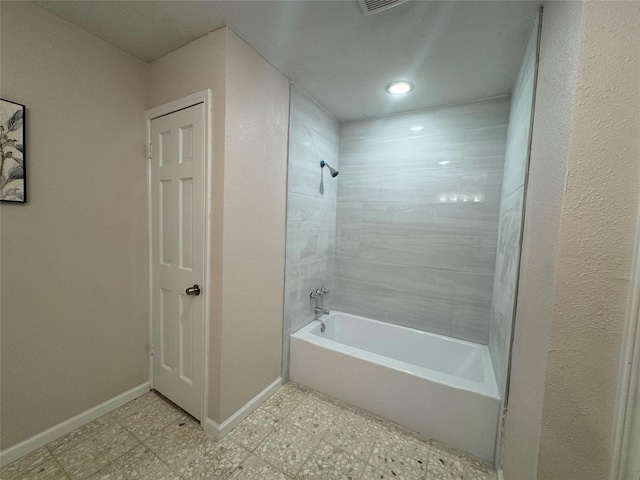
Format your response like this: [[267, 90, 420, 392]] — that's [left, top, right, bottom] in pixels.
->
[[202, 377, 282, 440], [0, 382, 150, 467]]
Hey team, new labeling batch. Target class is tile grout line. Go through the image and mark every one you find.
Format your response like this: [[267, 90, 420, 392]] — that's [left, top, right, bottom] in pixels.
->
[[224, 385, 311, 479], [305, 388, 375, 473], [119, 408, 187, 480], [274, 385, 338, 478], [46, 445, 73, 480], [85, 396, 157, 480], [45, 423, 140, 480], [295, 389, 366, 479], [420, 440, 434, 480], [257, 388, 312, 478], [359, 420, 383, 479], [126, 392, 212, 479], [49, 392, 178, 480]]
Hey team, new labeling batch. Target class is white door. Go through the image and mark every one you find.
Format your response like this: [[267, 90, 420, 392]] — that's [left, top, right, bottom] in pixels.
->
[[150, 103, 205, 419]]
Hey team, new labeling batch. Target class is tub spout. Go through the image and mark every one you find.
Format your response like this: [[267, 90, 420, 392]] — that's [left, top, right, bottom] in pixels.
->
[[314, 307, 330, 316]]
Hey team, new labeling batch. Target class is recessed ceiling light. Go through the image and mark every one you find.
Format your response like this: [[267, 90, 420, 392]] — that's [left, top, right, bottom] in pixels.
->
[[409, 125, 423, 131], [439, 160, 450, 165], [386, 81, 414, 95]]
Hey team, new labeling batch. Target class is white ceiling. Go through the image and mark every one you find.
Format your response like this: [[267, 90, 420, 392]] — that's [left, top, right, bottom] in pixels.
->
[[33, 1, 540, 121]]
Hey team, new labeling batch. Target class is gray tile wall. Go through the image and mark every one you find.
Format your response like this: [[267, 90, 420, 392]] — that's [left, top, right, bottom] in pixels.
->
[[334, 98, 510, 344], [489, 17, 539, 395], [283, 85, 340, 379]]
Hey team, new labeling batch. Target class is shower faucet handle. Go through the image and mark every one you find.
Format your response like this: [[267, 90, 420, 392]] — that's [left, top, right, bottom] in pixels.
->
[[309, 288, 329, 298]]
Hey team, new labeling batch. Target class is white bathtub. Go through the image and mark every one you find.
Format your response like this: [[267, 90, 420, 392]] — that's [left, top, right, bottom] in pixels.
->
[[290, 311, 500, 462]]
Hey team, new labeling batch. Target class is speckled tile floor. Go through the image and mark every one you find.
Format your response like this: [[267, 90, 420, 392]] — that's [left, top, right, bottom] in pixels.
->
[[1, 383, 496, 480]]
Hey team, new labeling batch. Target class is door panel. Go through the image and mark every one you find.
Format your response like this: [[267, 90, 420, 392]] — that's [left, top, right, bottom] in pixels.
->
[[150, 103, 204, 419]]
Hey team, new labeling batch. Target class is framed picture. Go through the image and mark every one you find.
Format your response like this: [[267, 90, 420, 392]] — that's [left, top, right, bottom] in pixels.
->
[[1, 99, 26, 203]]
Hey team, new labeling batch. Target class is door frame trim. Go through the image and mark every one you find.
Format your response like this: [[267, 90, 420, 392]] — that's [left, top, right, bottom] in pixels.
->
[[145, 90, 213, 424]]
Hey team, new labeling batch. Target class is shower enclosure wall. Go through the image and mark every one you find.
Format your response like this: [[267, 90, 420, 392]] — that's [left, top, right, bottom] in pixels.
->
[[283, 86, 340, 380], [283, 13, 538, 462], [284, 92, 513, 361], [334, 97, 509, 344]]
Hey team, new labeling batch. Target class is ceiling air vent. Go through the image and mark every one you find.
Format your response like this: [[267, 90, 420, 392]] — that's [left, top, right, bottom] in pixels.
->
[[358, 0, 409, 16]]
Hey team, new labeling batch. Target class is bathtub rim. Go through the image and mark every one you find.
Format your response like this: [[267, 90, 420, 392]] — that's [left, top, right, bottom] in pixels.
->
[[291, 310, 500, 400]]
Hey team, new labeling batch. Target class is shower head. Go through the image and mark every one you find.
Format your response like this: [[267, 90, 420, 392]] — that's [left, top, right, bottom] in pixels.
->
[[320, 160, 339, 177]]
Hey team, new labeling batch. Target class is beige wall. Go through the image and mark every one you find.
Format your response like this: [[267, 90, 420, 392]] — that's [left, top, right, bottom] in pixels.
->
[[149, 28, 227, 423], [219, 30, 288, 421], [1, 13, 288, 450], [501, 2, 582, 475], [504, 2, 640, 479], [150, 28, 288, 423], [537, 2, 639, 478], [0, 2, 150, 449]]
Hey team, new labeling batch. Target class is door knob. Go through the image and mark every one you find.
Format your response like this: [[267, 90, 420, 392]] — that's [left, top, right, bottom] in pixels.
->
[[185, 284, 201, 296]]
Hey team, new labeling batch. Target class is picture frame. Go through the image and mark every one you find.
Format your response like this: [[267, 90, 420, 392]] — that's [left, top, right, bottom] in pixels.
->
[[1, 98, 26, 203]]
